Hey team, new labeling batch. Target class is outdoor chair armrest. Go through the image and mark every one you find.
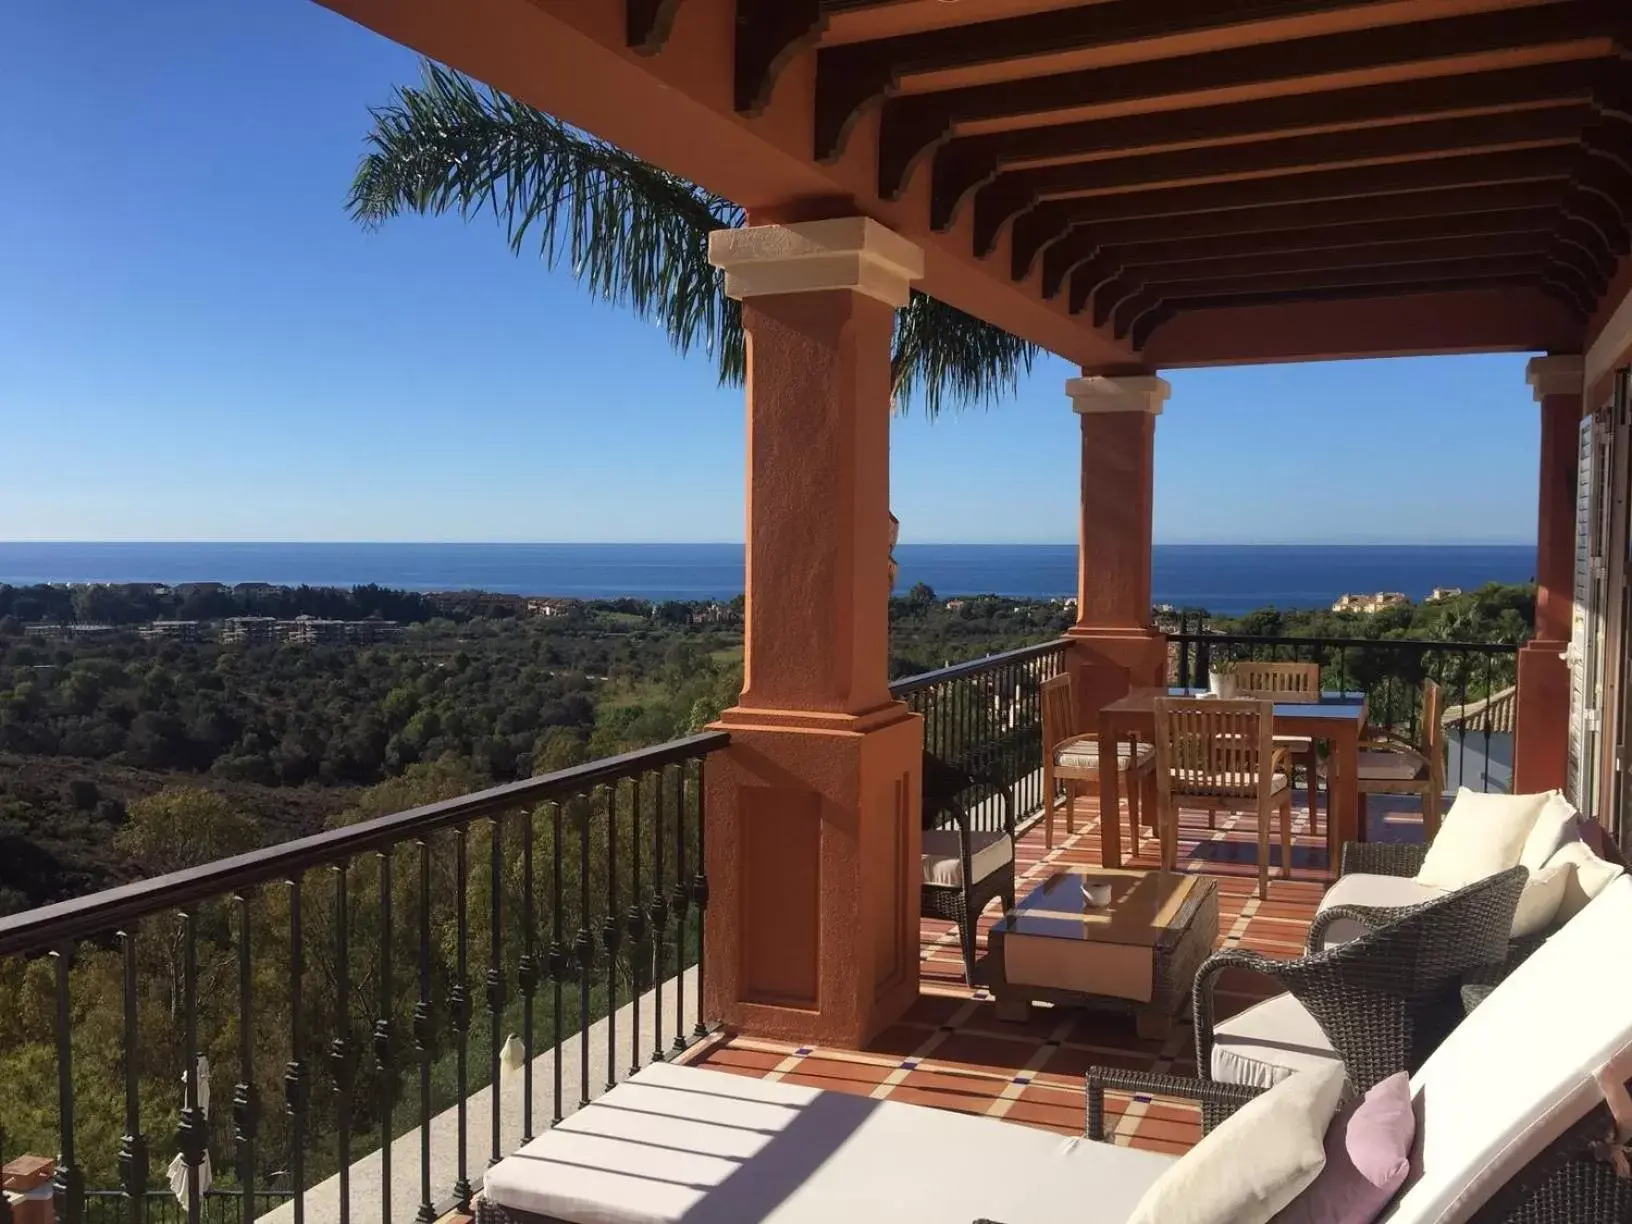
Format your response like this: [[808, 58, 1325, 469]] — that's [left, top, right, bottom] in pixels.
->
[[1087, 1067, 1266, 1140], [1339, 840, 1429, 878], [1305, 902, 1426, 953], [1192, 945, 1306, 1080], [1270, 746, 1290, 777]]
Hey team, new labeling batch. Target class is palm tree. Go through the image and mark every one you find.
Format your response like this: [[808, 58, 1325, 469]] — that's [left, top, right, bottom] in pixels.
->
[[348, 61, 1038, 417]]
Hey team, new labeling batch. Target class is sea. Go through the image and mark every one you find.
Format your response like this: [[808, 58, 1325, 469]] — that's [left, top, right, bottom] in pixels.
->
[[0, 542, 1536, 617]]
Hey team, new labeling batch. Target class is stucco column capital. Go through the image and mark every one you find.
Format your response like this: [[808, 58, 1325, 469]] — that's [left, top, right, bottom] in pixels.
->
[[708, 216, 924, 308], [1065, 374, 1170, 416], [1526, 354, 1584, 403]]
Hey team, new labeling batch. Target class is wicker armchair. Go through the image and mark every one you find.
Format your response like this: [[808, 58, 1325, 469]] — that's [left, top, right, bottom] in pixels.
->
[[920, 752, 1016, 983], [1339, 839, 1551, 993], [1195, 865, 1527, 1093]]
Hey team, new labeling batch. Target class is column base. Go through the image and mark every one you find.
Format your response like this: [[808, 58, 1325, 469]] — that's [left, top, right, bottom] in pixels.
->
[[1063, 625, 1169, 729], [1514, 639, 1570, 795], [704, 702, 923, 1049]]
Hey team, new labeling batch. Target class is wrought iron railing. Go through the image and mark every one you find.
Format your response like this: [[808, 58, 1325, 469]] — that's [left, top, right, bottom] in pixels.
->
[[0, 731, 726, 1224], [892, 639, 1071, 831], [83, 1190, 293, 1224], [1170, 633, 1521, 791]]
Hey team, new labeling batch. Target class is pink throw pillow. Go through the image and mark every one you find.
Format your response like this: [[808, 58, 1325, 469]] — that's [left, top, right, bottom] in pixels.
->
[[1275, 1072, 1415, 1224]]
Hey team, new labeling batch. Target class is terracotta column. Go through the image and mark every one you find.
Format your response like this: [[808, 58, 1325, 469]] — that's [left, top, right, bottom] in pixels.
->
[[703, 217, 925, 1048], [1514, 354, 1584, 795], [1063, 375, 1171, 726]]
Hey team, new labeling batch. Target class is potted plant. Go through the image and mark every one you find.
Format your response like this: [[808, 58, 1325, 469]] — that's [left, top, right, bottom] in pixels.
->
[[1207, 647, 1238, 698]]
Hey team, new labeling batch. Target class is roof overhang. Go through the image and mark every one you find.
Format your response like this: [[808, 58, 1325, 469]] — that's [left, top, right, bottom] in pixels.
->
[[316, 0, 1629, 368]]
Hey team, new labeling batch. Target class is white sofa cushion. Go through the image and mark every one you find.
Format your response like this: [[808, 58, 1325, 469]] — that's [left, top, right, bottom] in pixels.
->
[[1518, 792, 1577, 872], [482, 1060, 1175, 1224], [1544, 837, 1625, 922], [1414, 789, 1550, 892], [1127, 1064, 1347, 1224], [1210, 991, 1344, 1090], [921, 828, 1012, 888], [1386, 875, 1632, 1224], [1509, 862, 1569, 938], [1315, 873, 1447, 948]]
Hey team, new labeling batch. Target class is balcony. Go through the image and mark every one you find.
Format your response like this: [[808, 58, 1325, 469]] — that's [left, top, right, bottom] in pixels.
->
[[0, 632, 1522, 1222]]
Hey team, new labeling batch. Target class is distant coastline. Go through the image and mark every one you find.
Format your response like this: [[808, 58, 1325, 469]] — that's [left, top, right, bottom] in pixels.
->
[[0, 541, 1536, 617]]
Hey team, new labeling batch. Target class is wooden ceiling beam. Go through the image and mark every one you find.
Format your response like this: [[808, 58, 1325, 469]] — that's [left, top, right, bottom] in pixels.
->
[[814, 0, 1396, 163], [928, 61, 1595, 222], [877, 0, 1619, 201], [1004, 147, 1575, 271], [1042, 208, 1562, 300], [735, 0, 825, 117], [1129, 274, 1566, 348], [973, 107, 1586, 252], [1117, 258, 1558, 339], [1094, 242, 1592, 326], [626, 0, 684, 54]]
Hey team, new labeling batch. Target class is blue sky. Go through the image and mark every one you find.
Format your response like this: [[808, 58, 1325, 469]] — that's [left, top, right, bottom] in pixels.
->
[[0, 1, 1539, 546]]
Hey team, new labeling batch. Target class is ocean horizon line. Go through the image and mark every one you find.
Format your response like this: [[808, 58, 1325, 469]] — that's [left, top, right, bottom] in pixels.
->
[[0, 539, 1536, 549]]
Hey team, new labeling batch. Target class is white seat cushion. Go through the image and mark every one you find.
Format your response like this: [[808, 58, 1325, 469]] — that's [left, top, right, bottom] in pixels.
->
[[1353, 749, 1425, 781], [1314, 872, 1447, 948], [1413, 788, 1551, 892], [483, 1061, 1176, 1224], [921, 828, 1013, 888], [1388, 875, 1632, 1224], [1127, 1064, 1347, 1224], [1209, 991, 1343, 1091], [1170, 769, 1290, 797], [1055, 738, 1155, 771]]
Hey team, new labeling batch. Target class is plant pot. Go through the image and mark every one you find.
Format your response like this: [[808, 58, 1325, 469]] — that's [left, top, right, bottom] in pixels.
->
[[1208, 671, 1237, 698]]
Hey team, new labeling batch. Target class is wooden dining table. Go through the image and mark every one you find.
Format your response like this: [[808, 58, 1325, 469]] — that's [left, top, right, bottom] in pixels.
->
[[1094, 687, 1370, 873]]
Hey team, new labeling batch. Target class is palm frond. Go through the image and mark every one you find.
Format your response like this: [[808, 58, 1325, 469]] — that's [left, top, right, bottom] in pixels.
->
[[350, 60, 744, 383], [891, 292, 1039, 418], [350, 60, 1037, 411]]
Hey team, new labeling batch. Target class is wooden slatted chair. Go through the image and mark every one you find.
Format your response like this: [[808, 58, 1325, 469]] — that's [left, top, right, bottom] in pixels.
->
[[1040, 672, 1156, 852], [1231, 661, 1322, 835], [1329, 677, 1446, 841], [1153, 697, 1293, 898]]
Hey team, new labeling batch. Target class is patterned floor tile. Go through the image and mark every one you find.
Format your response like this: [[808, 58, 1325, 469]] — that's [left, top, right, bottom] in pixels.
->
[[689, 792, 1425, 1154]]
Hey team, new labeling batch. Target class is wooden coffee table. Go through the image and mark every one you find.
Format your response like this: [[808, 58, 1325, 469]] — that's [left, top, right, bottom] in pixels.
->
[[987, 869, 1219, 1039]]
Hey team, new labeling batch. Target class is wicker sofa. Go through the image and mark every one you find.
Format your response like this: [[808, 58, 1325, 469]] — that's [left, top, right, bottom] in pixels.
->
[[474, 875, 1632, 1224]]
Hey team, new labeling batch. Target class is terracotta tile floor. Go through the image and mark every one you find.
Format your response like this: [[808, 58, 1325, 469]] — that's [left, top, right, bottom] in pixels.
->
[[684, 792, 1429, 1155]]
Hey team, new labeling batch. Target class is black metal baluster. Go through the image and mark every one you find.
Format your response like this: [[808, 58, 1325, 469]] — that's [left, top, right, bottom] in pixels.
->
[[374, 851, 393, 1224], [451, 827, 472, 1213], [549, 802, 566, 1128], [488, 815, 505, 1168], [1456, 662, 1471, 792], [672, 764, 690, 1051], [651, 769, 668, 1062], [286, 878, 306, 1224], [628, 778, 646, 1077], [576, 791, 595, 1110], [330, 865, 354, 1224], [52, 945, 82, 1224], [233, 895, 258, 1224], [1483, 650, 1496, 793], [117, 930, 146, 1224], [603, 784, 622, 1092], [519, 810, 539, 1145], [413, 842, 435, 1224], [179, 911, 204, 1224], [693, 756, 710, 1039]]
